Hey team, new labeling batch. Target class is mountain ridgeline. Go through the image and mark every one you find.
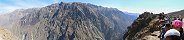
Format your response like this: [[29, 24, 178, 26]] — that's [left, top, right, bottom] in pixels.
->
[[167, 10, 184, 17], [2, 2, 138, 40]]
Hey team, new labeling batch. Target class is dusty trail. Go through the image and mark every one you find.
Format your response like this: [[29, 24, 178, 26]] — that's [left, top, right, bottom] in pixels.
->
[[142, 31, 160, 40]]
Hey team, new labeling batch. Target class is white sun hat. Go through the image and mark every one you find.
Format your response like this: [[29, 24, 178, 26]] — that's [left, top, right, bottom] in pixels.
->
[[164, 29, 180, 38]]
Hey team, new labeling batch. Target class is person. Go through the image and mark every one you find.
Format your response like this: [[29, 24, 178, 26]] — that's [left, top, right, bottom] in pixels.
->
[[178, 15, 182, 21], [173, 16, 177, 21], [170, 16, 173, 23], [165, 16, 170, 23], [159, 12, 165, 20], [160, 23, 172, 40], [182, 18, 184, 23], [172, 20, 183, 31], [180, 28, 184, 40], [164, 29, 180, 40], [164, 20, 183, 40]]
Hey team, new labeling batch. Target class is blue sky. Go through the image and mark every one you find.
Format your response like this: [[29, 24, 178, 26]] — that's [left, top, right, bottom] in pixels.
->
[[0, 0, 184, 14]]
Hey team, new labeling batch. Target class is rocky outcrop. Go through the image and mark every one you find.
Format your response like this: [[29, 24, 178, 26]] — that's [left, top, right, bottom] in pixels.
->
[[123, 12, 161, 40], [3, 2, 138, 40]]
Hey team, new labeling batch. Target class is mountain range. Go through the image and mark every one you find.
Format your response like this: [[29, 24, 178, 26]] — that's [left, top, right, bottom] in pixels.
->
[[0, 2, 138, 40]]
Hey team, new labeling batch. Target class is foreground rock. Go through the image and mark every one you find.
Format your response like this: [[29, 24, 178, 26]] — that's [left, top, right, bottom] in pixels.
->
[[0, 28, 19, 40], [142, 31, 160, 40]]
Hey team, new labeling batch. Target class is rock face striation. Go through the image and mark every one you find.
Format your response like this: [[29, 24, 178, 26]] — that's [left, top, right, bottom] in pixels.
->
[[0, 2, 137, 40]]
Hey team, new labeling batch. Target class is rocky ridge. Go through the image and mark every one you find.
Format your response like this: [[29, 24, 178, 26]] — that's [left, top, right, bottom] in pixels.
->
[[0, 2, 138, 40]]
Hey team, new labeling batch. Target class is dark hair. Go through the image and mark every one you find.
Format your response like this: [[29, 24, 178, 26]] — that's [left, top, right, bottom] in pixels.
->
[[180, 28, 183, 38], [165, 24, 171, 28], [169, 35, 180, 40]]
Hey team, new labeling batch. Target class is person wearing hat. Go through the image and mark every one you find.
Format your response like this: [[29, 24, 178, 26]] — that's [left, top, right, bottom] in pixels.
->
[[164, 20, 183, 40], [160, 23, 172, 40], [171, 20, 183, 32], [164, 29, 180, 40]]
